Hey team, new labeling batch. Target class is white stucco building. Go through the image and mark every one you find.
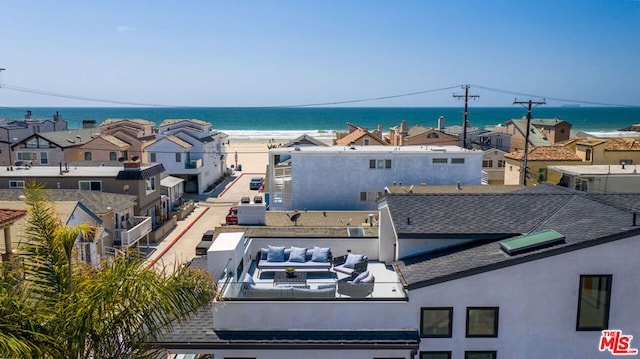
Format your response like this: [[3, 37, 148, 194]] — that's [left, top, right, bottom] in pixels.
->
[[268, 144, 484, 210], [156, 185, 640, 359], [145, 119, 228, 194]]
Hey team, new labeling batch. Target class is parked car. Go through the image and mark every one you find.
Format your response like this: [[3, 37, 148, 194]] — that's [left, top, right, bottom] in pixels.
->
[[225, 206, 238, 225], [195, 229, 215, 256], [249, 177, 264, 190]]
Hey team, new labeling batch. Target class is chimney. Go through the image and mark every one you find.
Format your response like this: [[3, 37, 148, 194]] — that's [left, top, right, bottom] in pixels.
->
[[294, 141, 301, 151], [82, 120, 97, 129], [349, 141, 356, 149], [438, 116, 446, 130], [25, 110, 34, 119], [456, 181, 462, 190], [53, 111, 62, 122]]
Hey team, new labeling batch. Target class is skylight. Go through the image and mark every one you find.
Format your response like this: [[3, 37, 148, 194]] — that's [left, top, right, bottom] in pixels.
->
[[500, 229, 565, 255]]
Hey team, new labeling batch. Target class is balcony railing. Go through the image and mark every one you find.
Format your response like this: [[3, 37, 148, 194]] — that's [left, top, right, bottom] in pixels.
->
[[184, 158, 203, 169], [115, 216, 152, 248]]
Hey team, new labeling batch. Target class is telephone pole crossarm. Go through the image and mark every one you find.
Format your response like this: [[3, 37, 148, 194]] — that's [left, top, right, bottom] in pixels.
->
[[453, 85, 479, 149], [513, 98, 546, 186]]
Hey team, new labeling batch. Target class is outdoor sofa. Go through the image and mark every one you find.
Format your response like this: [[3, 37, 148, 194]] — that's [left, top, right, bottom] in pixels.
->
[[333, 253, 368, 277], [256, 246, 332, 274], [241, 274, 336, 298]]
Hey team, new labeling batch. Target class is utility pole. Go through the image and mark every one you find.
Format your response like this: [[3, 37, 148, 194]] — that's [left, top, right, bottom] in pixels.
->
[[513, 98, 546, 186], [453, 85, 479, 149]]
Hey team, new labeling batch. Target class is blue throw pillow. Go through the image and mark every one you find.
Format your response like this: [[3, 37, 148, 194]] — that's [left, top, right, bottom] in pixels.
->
[[352, 270, 370, 283], [288, 246, 307, 263], [311, 246, 330, 262], [343, 253, 364, 269], [267, 245, 285, 262]]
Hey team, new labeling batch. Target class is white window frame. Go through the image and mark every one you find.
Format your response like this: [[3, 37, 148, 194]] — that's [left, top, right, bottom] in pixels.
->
[[79, 180, 102, 192], [9, 180, 25, 189]]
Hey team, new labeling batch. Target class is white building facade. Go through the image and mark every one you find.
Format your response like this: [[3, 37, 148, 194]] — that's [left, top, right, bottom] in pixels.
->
[[268, 145, 484, 211]]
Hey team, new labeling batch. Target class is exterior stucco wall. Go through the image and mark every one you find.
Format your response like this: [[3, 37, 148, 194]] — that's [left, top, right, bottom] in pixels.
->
[[408, 233, 640, 358]]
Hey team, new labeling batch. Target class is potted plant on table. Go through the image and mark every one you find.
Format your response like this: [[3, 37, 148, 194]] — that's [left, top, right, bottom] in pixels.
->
[[285, 267, 296, 277]]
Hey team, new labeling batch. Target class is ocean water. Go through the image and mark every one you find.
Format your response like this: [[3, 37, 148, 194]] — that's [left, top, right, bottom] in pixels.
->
[[1, 107, 639, 140]]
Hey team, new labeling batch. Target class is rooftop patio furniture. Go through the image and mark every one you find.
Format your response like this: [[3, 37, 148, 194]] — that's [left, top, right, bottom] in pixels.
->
[[242, 282, 337, 299], [333, 253, 368, 277], [337, 270, 375, 298], [273, 270, 307, 286], [256, 246, 332, 274]]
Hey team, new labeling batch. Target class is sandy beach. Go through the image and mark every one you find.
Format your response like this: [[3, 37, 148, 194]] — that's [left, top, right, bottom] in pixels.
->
[[223, 135, 332, 174]]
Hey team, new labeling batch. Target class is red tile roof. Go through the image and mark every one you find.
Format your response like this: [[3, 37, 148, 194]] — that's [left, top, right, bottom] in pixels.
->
[[0, 208, 27, 226]]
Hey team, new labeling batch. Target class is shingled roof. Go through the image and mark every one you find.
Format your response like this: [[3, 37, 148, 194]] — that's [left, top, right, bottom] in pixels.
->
[[387, 185, 640, 289]]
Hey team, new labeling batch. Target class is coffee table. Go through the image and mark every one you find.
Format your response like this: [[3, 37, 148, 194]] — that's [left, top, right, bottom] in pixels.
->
[[274, 271, 307, 286]]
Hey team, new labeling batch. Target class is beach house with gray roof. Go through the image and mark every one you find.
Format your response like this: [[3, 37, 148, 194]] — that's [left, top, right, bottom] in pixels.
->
[[146, 119, 228, 194], [155, 185, 640, 358], [10, 127, 101, 167]]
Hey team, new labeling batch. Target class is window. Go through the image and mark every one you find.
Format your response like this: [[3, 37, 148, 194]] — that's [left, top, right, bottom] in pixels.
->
[[150, 152, 157, 162], [427, 132, 439, 139], [385, 159, 392, 169], [585, 148, 592, 161], [370, 159, 392, 169], [432, 158, 448, 164], [464, 351, 496, 359], [369, 159, 376, 169], [496, 138, 503, 147], [175, 153, 181, 162], [420, 352, 451, 359], [79, 180, 102, 191], [9, 180, 25, 188], [109, 152, 117, 161], [420, 307, 453, 337], [451, 158, 465, 164], [40, 152, 48, 165], [466, 307, 499, 337], [497, 160, 505, 168], [363, 138, 370, 145], [620, 159, 633, 165], [146, 177, 156, 193], [84, 152, 92, 161], [577, 275, 612, 331], [482, 160, 493, 168], [17, 152, 37, 161], [359, 192, 380, 202]]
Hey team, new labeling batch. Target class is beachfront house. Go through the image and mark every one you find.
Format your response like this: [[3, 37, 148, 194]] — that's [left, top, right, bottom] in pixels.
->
[[145, 119, 228, 194], [497, 118, 571, 152], [482, 148, 508, 185], [9, 128, 101, 167], [268, 144, 484, 211], [99, 118, 157, 163], [333, 122, 387, 146], [155, 185, 640, 358], [78, 134, 131, 162]]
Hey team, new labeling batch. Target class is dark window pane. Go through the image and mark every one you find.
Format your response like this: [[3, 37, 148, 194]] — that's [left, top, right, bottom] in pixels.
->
[[420, 308, 452, 337], [577, 275, 612, 330], [420, 352, 451, 359], [466, 307, 499, 337], [465, 351, 496, 359]]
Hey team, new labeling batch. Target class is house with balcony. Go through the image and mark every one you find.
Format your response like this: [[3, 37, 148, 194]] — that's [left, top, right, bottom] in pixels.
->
[[496, 118, 571, 152], [9, 128, 101, 167], [0, 110, 68, 166], [155, 185, 640, 358], [145, 119, 228, 194], [268, 144, 484, 211], [0, 161, 163, 244], [0, 188, 140, 264], [99, 118, 157, 163]]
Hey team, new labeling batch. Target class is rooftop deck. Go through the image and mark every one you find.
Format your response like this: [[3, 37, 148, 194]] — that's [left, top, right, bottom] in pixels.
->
[[219, 260, 406, 301]]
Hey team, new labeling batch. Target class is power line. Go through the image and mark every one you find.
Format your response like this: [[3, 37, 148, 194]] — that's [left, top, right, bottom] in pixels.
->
[[453, 85, 480, 148], [0, 82, 462, 108], [513, 98, 546, 186], [473, 85, 639, 108]]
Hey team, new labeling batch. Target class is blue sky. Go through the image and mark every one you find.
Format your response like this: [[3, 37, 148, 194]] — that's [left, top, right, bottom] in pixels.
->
[[1, 0, 639, 107]]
